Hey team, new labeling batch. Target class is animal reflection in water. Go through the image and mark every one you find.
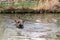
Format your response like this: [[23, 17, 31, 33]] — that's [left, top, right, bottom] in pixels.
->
[[15, 17, 24, 29]]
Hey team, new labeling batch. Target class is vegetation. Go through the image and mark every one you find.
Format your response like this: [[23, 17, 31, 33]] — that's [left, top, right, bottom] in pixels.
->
[[0, 2, 36, 8], [0, 0, 60, 12], [13, 1, 35, 8], [0, 4, 8, 8], [20, 2, 35, 8]]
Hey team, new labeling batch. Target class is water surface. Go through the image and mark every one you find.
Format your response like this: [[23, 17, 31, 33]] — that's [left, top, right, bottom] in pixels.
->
[[0, 13, 60, 40]]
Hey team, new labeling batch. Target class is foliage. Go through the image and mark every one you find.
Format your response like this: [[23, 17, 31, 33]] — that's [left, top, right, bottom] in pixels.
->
[[20, 2, 35, 8], [0, 1, 36, 8], [13, 2, 35, 8], [0, 4, 8, 7]]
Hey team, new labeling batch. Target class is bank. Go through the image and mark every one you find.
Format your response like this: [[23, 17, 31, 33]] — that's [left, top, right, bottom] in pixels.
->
[[0, 7, 60, 14]]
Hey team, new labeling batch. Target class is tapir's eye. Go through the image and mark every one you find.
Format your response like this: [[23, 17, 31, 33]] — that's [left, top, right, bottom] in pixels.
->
[[17, 21, 20, 23]]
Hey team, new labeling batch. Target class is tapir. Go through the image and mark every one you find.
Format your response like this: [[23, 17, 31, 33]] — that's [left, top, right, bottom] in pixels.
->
[[15, 17, 24, 29]]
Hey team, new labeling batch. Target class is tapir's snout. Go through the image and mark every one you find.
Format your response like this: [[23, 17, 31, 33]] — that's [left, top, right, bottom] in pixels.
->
[[17, 24, 24, 29]]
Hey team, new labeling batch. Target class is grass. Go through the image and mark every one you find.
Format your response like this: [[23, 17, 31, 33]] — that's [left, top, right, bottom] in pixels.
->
[[0, 2, 36, 8], [20, 2, 35, 8], [0, 4, 8, 8], [13, 2, 35, 8]]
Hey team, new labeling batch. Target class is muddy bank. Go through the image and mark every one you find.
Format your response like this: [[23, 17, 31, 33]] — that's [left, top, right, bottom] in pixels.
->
[[0, 7, 60, 13]]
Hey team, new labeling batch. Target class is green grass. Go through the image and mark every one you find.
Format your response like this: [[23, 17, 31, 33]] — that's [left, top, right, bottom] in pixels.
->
[[0, 2, 35, 8], [0, 2, 36, 8], [13, 2, 35, 8], [0, 4, 8, 7], [20, 2, 35, 8]]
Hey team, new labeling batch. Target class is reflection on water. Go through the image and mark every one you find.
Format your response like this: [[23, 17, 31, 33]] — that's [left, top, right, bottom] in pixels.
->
[[0, 13, 60, 40]]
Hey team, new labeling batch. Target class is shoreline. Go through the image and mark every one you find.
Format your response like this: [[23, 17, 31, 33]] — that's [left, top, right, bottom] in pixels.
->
[[0, 8, 60, 13]]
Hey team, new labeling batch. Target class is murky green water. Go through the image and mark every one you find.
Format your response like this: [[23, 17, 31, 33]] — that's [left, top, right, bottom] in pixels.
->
[[0, 13, 60, 40]]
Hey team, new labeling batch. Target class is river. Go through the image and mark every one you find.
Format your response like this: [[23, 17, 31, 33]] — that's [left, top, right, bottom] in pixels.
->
[[0, 13, 60, 40]]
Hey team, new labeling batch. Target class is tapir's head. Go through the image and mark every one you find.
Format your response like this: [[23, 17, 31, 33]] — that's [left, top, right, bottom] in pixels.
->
[[15, 17, 24, 29]]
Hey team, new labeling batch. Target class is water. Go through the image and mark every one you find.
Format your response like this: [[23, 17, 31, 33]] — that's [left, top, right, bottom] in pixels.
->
[[0, 13, 60, 40]]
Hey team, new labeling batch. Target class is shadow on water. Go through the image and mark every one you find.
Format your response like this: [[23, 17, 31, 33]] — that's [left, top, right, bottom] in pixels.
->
[[0, 13, 60, 40]]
